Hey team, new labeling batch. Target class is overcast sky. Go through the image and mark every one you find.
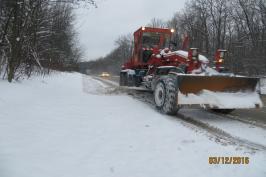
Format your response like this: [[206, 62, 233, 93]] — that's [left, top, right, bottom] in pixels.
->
[[74, 0, 187, 61]]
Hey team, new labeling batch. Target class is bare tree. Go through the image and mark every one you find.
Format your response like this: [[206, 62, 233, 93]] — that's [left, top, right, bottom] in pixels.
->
[[0, 0, 96, 82], [147, 18, 166, 28]]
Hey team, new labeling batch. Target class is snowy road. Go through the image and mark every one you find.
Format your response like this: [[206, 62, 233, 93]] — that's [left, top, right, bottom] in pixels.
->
[[0, 73, 266, 177], [107, 75, 266, 128], [97, 76, 266, 150], [99, 76, 266, 150]]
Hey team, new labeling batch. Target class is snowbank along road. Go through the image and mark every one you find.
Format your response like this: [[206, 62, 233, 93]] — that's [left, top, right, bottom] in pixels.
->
[[0, 72, 266, 177], [107, 75, 266, 128], [96, 75, 266, 151]]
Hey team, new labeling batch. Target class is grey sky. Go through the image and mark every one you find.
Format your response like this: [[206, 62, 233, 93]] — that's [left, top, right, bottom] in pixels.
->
[[75, 0, 187, 61]]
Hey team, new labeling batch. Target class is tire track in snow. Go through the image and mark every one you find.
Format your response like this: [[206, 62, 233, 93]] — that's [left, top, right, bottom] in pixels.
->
[[92, 75, 266, 152], [210, 110, 266, 129], [176, 112, 266, 152]]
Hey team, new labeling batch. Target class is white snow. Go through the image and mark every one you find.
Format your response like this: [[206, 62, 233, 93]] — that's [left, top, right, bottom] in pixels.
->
[[159, 50, 225, 76], [179, 108, 266, 147], [121, 69, 135, 75], [191, 65, 219, 75], [174, 50, 188, 58], [175, 50, 209, 63], [0, 72, 266, 177], [178, 90, 263, 109], [260, 77, 266, 94], [157, 65, 177, 69], [166, 50, 219, 75], [93, 76, 119, 87], [204, 67, 220, 75]]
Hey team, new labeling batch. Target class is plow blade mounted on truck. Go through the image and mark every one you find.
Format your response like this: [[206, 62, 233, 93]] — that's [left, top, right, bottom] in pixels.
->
[[120, 27, 264, 114], [177, 75, 262, 109]]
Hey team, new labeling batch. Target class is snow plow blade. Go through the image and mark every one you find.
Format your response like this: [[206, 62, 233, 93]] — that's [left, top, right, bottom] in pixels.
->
[[177, 75, 263, 109]]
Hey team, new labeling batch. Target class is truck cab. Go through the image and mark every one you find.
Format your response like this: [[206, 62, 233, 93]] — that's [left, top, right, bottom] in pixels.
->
[[124, 27, 174, 68]]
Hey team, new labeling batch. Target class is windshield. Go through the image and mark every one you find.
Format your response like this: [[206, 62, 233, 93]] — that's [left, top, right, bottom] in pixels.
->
[[142, 32, 170, 49], [163, 34, 170, 48], [142, 32, 160, 48]]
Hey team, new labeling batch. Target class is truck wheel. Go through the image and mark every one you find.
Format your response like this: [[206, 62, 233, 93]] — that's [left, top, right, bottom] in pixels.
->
[[211, 109, 235, 114], [154, 78, 178, 115]]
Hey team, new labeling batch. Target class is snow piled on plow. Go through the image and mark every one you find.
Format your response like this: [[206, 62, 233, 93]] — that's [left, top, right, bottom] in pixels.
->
[[175, 50, 209, 63], [178, 90, 263, 109]]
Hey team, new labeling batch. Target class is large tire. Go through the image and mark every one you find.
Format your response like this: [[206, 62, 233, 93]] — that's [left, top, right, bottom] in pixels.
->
[[211, 109, 235, 114], [154, 78, 178, 115]]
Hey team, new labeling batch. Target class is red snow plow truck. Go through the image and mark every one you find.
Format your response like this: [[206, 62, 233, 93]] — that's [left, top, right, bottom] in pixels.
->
[[120, 27, 263, 115]]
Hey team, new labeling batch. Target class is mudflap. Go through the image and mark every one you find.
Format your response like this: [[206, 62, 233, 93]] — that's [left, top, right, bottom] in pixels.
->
[[119, 72, 127, 86]]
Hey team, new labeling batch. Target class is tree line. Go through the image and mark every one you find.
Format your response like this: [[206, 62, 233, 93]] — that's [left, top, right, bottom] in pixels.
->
[[82, 0, 266, 76], [79, 35, 133, 75], [0, 0, 96, 82]]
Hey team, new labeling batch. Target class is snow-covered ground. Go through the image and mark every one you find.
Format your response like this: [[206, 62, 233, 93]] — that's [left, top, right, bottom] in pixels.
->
[[0, 72, 266, 177], [260, 77, 266, 94], [179, 109, 266, 147]]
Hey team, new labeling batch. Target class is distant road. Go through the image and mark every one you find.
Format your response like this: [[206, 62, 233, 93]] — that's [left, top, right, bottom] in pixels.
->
[[109, 75, 120, 83]]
